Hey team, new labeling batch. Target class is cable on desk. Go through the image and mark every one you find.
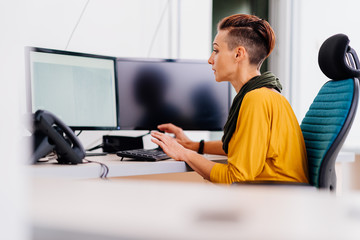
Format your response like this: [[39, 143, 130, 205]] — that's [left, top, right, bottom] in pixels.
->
[[76, 130, 83, 137], [86, 143, 103, 152], [83, 159, 109, 179]]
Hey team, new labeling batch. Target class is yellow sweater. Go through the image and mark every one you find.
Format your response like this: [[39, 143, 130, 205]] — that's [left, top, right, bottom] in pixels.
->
[[210, 88, 309, 184]]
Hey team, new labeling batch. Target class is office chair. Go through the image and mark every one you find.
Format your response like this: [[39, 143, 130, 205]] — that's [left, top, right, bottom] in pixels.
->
[[233, 33, 360, 192], [302, 33, 360, 191]]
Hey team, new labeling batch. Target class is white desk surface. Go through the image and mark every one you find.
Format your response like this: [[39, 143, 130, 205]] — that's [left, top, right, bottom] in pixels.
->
[[31, 177, 360, 240], [27, 151, 354, 179], [27, 153, 227, 179]]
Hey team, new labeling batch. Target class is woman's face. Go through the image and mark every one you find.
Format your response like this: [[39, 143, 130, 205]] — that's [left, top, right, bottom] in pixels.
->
[[208, 30, 237, 83]]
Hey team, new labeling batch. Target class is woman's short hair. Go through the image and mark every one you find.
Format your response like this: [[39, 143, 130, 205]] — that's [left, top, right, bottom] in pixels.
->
[[218, 14, 275, 67]]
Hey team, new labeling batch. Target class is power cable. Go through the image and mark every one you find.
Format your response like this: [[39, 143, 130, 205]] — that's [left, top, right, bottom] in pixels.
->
[[84, 159, 109, 179], [65, 0, 91, 50], [147, 0, 171, 57]]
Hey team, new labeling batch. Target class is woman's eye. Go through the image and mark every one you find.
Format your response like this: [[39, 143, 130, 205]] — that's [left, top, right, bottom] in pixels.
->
[[213, 49, 218, 53]]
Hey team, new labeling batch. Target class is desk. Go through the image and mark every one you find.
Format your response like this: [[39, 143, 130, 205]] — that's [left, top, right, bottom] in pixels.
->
[[29, 152, 360, 239], [28, 152, 353, 179], [31, 177, 360, 240], [27, 154, 227, 179], [27, 151, 356, 194]]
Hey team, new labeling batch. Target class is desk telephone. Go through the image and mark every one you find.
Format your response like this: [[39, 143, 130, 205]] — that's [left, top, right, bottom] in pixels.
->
[[32, 110, 85, 164]]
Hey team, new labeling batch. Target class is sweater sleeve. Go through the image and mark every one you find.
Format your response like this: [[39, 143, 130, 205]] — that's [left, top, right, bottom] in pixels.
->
[[210, 90, 271, 184]]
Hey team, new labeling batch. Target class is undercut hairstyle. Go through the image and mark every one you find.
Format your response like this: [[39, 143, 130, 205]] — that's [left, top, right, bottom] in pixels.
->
[[218, 14, 275, 68]]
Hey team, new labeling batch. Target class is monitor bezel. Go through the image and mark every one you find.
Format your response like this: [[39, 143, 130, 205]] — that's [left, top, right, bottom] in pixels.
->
[[25, 46, 121, 131], [116, 57, 231, 131]]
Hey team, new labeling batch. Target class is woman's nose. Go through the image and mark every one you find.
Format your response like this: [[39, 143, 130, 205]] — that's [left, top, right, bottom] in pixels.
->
[[208, 53, 214, 65]]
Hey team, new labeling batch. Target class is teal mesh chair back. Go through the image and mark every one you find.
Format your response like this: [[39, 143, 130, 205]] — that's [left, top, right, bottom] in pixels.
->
[[300, 34, 360, 191], [300, 79, 357, 189]]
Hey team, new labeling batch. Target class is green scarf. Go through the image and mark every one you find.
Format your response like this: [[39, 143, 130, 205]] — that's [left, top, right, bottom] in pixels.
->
[[222, 71, 282, 154]]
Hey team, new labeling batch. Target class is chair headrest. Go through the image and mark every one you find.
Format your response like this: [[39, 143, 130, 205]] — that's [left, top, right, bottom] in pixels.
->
[[318, 33, 360, 80]]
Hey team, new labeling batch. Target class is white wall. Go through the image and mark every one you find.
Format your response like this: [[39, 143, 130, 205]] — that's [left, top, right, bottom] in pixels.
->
[[23, 0, 212, 59], [294, 0, 360, 151], [270, 0, 360, 151]]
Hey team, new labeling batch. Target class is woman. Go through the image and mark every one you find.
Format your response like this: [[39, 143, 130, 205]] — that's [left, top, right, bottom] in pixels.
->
[[151, 14, 309, 184]]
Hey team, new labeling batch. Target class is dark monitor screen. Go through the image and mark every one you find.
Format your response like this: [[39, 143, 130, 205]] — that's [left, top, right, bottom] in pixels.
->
[[26, 47, 120, 130], [117, 58, 230, 130]]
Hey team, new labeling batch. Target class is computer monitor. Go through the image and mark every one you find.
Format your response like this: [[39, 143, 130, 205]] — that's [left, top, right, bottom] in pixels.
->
[[26, 47, 119, 130], [116, 58, 231, 130]]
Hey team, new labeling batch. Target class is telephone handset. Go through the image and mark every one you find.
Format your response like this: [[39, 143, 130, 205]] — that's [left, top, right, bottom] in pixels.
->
[[32, 110, 85, 164]]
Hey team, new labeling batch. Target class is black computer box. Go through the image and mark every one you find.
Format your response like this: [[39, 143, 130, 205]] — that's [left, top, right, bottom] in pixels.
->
[[102, 135, 144, 153]]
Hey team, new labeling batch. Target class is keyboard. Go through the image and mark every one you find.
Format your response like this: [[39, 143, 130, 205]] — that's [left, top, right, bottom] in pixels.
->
[[116, 148, 171, 161]]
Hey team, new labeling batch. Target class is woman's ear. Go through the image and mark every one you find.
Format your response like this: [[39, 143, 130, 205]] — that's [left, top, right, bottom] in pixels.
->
[[235, 46, 247, 62]]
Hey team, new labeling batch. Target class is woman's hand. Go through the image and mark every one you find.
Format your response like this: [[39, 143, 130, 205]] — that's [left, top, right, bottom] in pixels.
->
[[151, 131, 190, 161], [152, 127, 217, 180], [157, 123, 197, 151], [152, 130, 216, 180]]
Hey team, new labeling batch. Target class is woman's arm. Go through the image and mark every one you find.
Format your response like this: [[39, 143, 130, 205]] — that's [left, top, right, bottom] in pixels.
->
[[182, 151, 216, 180], [203, 140, 226, 155], [150, 131, 216, 180]]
